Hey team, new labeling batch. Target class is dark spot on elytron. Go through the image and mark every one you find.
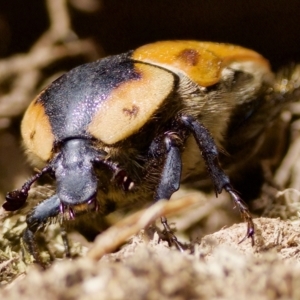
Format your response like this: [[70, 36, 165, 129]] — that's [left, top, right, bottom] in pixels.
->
[[30, 130, 36, 140], [178, 49, 199, 66], [122, 105, 139, 119]]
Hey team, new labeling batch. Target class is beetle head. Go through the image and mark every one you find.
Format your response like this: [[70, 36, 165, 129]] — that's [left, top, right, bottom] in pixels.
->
[[53, 139, 100, 215]]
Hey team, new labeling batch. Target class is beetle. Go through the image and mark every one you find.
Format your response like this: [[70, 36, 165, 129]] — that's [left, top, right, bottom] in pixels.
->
[[3, 40, 295, 263]]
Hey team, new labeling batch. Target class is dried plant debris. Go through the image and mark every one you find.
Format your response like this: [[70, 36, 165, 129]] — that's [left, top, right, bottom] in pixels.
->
[[0, 187, 220, 274], [2, 185, 300, 300], [1, 218, 300, 300], [0, 0, 101, 127], [0, 185, 88, 274]]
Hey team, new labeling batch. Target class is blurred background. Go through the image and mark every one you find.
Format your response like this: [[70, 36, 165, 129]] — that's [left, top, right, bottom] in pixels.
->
[[0, 0, 300, 203], [1, 0, 300, 65]]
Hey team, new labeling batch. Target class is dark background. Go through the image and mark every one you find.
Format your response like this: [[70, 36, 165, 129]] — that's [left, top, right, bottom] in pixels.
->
[[0, 0, 300, 68]]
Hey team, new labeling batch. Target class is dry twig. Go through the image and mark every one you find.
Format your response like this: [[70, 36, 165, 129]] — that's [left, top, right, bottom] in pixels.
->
[[0, 0, 101, 124]]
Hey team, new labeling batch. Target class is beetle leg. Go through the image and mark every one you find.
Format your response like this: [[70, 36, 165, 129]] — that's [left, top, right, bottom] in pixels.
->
[[152, 133, 184, 251], [60, 224, 71, 258], [180, 114, 255, 245], [226, 188, 255, 245], [154, 133, 182, 202], [3, 165, 52, 211], [23, 195, 61, 266], [160, 216, 185, 252]]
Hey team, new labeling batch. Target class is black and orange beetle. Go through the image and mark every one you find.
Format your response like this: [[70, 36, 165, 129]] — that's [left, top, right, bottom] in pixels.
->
[[3, 41, 297, 263]]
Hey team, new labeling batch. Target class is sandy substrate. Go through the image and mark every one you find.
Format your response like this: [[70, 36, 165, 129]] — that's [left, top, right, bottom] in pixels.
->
[[1, 191, 300, 300]]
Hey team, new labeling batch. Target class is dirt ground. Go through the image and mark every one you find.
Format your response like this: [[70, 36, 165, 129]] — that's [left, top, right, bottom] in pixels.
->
[[1, 1, 300, 299], [1, 169, 300, 300], [2, 202, 300, 300]]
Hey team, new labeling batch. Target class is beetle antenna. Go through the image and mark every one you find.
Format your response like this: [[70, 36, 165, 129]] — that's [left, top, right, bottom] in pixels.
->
[[3, 165, 52, 211]]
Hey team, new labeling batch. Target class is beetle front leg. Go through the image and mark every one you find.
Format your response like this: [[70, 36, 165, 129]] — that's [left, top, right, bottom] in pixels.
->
[[3, 165, 52, 211], [23, 195, 61, 266], [154, 133, 182, 202], [151, 133, 184, 251], [180, 114, 255, 245]]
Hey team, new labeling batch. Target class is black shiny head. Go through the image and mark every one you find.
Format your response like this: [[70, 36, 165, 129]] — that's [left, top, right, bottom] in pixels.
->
[[53, 138, 99, 208]]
